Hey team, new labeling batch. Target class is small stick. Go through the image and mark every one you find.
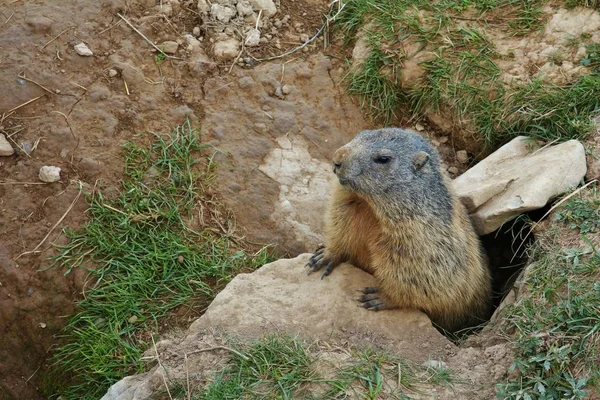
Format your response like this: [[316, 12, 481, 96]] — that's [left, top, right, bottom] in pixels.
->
[[51, 111, 77, 141], [18, 72, 55, 94], [71, 81, 88, 91], [117, 13, 181, 60], [7, 95, 44, 114], [152, 336, 174, 400], [123, 78, 130, 95], [5, 11, 15, 24], [40, 27, 71, 51], [98, 19, 122, 35], [186, 345, 249, 361], [15, 184, 83, 260]]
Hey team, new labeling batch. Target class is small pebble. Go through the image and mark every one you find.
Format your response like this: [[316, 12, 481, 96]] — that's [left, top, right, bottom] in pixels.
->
[[39, 322, 47, 329], [415, 123, 425, 131], [178, 255, 184, 263], [160, 41, 179, 54], [0, 134, 14, 156], [74, 43, 93, 56], [39, 165, 61, 183], [108, 68, 118, 77], [456, 150, 469, 164], [281, 84, 291, 95], [447, 166, 459, 175], [274, 85, 284, 99], [27, 288, 34, 297], [128, 315, 138, 324], [193, 26, 201, 37], [431, 139, 440, 147], [439, 136, 449, 144]]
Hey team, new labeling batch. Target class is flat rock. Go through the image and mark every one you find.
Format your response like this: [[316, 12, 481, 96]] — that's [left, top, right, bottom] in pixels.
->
[[74, 43, 93, 56], [212, 37, 240, 61], [38, 166, 61, 183], [452, 136, 587, 234], [0, 134, 14, 156], [101, 254, 451, 400], [249, 0, 277, 17], [210, 4, 236, 23], [159, 40, 178, 54]]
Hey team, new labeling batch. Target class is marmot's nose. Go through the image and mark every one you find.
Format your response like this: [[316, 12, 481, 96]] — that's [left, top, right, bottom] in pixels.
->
[[332, 147, 350, 172]]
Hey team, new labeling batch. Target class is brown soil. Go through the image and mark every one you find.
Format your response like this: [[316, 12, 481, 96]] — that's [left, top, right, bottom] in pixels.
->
[[0, 1, 474, 399]]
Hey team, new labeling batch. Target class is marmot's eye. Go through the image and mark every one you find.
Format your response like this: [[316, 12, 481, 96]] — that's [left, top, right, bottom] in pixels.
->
[[374, 156, 391, 164]]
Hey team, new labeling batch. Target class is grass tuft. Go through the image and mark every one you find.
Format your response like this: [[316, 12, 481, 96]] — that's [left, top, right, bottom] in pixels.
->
[[335, 0, 600, 146], [198, 335, 316, 399], [47, 121, 271, 399]]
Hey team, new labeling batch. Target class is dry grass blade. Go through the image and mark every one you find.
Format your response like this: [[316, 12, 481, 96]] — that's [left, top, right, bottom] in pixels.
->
[[15, 182, 83, 260]]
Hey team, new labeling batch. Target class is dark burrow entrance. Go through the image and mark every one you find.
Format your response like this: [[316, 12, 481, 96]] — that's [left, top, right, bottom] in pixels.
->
[[481, 205, 551, 314], [441, 206, 552, 339]]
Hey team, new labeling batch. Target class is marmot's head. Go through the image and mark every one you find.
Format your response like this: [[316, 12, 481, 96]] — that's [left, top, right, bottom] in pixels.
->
[[332, 128, 452, 220]]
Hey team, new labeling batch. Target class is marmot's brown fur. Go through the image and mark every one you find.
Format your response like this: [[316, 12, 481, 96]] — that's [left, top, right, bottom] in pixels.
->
[[307, 128, 492, 333]]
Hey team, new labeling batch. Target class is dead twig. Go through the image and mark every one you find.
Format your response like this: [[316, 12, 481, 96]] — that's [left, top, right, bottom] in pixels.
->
[[98, 19, 122, 34], [5, 11, 15, 24], [18, 71, 55, 94], [186, 345, 249, 361], [116, 13, 182, 60], [40, 27, 71, 51], [152, 336, 174, 400], [15, 183, 83, 260], [6, 95, 44, 114]]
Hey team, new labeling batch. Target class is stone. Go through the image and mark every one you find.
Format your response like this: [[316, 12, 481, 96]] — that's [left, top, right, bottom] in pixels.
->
[[452, 136, 587, 235], [0, 134, 14, 156], [192, 26, 201, 37], [197, 0, 210, 13], [100, 254, 451, 400], [415, 123, 425, 132], [281, 84, 291, 95], [39, 166, 62, 183], [447, 166, 459, 175], [212, 38, 240, 61], [249, 0, 277, 17], [108, 69, 118, 77], [456, 150, 469, 164], [210, 4, 236, 23], [236, 0, 254, 16], [74, 43, 93, 56], [159, 41, 179, 54], [244, 28, 261, 47]]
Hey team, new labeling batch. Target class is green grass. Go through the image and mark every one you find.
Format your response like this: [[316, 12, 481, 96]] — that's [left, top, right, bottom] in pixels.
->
[[46, 121, 271, 399], [166, 335, 456, 400], [497, 188, 600, 399], [198, 335, 317, 399], [334, 0, 600, 146]]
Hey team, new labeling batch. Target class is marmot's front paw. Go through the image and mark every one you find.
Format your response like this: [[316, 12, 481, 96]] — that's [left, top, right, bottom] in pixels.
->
[[306, 245, 339, 279], [358, 287, 389, 311]]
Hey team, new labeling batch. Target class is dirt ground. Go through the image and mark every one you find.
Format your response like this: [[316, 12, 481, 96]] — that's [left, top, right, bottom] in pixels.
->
[[0, 0, 470, 398]]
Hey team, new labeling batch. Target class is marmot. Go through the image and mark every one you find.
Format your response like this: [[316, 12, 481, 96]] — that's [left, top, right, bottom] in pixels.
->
[[307, 128, 492, 333]]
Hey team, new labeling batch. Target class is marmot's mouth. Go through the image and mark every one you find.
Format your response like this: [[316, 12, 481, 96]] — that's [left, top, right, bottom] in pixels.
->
[[338, 177, 350, 186]]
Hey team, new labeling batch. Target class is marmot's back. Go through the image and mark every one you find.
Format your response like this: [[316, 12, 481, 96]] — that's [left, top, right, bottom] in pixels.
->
[[308, 128, 492, 333]]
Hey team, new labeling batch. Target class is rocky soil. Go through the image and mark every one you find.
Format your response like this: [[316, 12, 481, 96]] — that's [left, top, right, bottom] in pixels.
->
[[2, 0, 600, 399]]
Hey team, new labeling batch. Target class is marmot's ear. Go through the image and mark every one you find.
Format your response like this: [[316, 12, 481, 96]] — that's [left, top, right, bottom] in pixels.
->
[[412, 151, 430, 172]]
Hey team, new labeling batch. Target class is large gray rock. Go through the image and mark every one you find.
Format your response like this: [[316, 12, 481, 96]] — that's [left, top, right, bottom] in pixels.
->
[[452, 136, 587, 235], [101, 254, 451, 400]]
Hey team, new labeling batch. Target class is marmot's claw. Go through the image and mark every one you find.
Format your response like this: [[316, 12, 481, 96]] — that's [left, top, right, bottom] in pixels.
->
[[358, 287, 387, 311], [320, 261, 334, 279], [359, 287, 379, 294], [360, 299, 387, 311]]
